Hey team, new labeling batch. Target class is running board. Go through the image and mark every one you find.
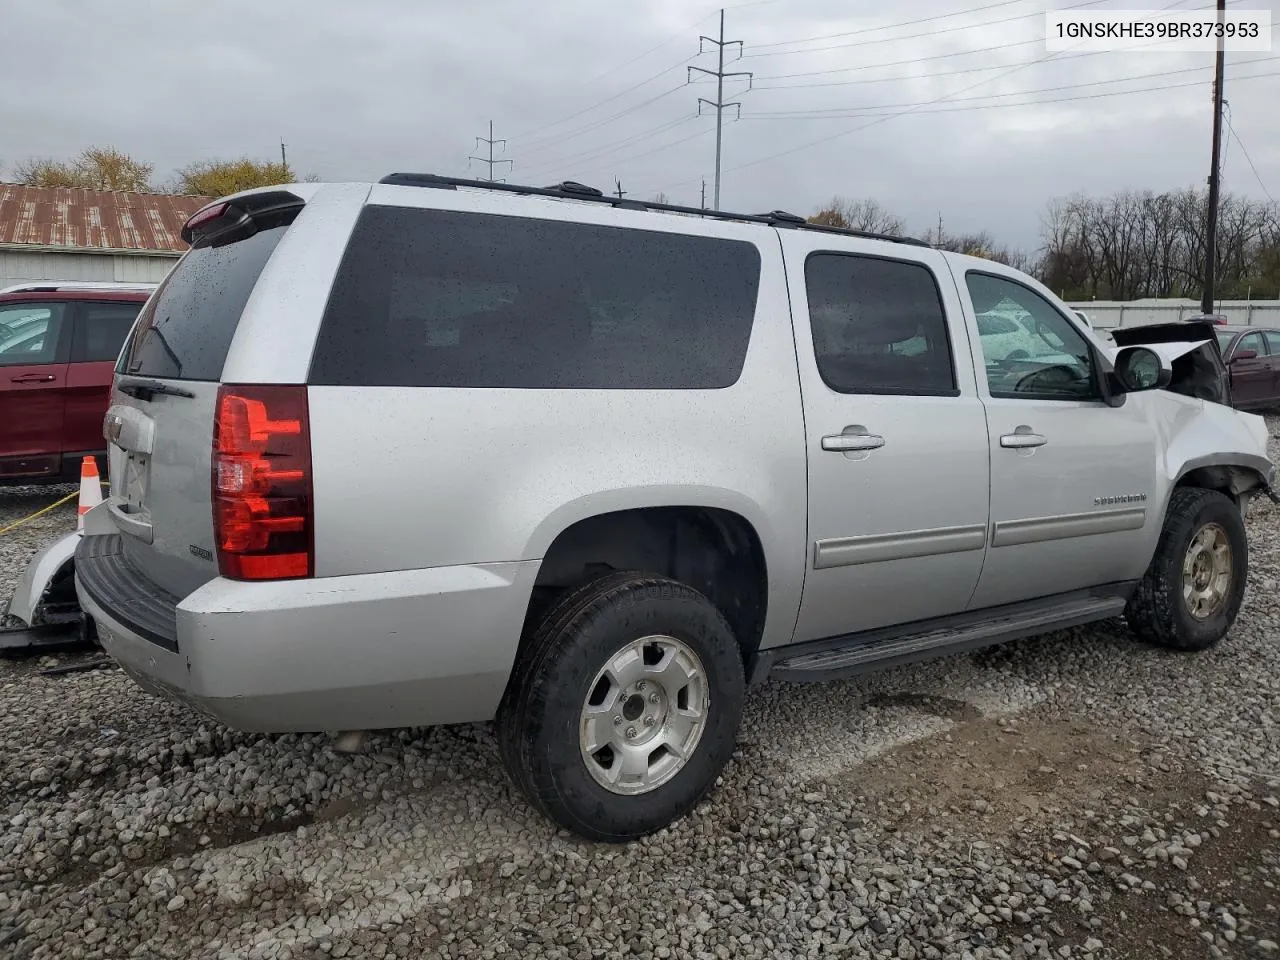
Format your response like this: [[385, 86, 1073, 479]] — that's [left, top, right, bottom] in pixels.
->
[[768, 593, 1128, 683]]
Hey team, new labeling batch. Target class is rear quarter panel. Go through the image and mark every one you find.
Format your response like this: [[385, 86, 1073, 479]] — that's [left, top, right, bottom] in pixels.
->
[[306, 191, 808, 651]]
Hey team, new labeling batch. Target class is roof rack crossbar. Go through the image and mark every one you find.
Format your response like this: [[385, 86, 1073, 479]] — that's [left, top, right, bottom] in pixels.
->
[[377, 172, 929, 246]]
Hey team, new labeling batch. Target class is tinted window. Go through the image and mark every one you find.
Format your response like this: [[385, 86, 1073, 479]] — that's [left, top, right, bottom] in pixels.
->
[[966, 272, 1099, 401], [0, 304, 66, 367], [804, 253, 956, 396], [309, 206, 762, 389], [72, 301, 143, 363], [117, 225, 288, 381], [1236, 331, 1268, 357]]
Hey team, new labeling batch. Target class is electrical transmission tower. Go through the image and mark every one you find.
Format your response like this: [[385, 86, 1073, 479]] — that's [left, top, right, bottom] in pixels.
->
[[689, 9, 751, 210], [469, 121, 513, 182]]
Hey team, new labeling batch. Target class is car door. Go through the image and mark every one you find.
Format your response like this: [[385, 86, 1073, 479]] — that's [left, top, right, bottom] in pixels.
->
[[0, 301, 71, 478], [784, 237, 991, 642], [956, 267, 1160, 610], [1262, 331, 1280, 406], [1227, 330, 1270, 408], [63, 299, 145, 456]]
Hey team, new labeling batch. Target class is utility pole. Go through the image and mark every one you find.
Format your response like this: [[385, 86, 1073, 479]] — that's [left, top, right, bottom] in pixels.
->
[[689, 9, 752, 209], [469, 121, 512, 182], [1202, 0, 1226, 315], [700, 178, 707, 210], [280, 138, 288, 170], [614, 179, 626, 200]]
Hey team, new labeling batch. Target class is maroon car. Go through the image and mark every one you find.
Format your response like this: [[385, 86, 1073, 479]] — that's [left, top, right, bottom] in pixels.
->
[[0, 283, 152, 484], [1215, 325, 1280, 411]]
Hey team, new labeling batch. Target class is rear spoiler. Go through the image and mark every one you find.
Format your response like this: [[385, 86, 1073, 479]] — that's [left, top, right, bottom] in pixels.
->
[[181, 189, 305, 248]]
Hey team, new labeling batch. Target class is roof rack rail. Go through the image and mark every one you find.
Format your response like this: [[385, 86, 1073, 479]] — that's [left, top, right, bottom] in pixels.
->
[[377, 172, 929, 247]]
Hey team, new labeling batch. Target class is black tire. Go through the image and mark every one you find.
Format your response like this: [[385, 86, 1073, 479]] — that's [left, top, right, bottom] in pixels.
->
[[497, 571, 745, 842], [1125, 487, 1248, 651]]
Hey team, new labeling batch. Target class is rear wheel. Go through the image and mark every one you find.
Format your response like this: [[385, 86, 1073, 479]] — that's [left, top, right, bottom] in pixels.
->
[[497, 572, 744, 842], [1125, 487, 1248, 651]]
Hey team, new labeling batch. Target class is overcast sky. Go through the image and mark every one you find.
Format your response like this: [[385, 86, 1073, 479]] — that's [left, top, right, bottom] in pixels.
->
[[2, 0, 1276, 252]]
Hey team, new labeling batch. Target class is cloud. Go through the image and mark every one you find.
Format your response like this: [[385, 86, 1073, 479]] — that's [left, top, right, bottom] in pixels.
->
[[1, 0, 1275, 252]]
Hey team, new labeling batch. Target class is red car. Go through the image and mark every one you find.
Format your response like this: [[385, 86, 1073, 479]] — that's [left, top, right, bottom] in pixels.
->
[[0, 283, 152, 485], [1215, 325, 1280, 411]]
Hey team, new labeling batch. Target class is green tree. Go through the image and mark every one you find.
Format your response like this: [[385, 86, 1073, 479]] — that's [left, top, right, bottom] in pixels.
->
[[173, 158, 297, 198]]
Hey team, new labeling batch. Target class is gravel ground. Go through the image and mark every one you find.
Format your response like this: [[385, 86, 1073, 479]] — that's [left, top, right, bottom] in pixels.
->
[[2, 432, 1279, 960]]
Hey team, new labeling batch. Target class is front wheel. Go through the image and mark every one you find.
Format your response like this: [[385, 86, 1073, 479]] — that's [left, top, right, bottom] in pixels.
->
[[497, 572, 745, 842], [1125, 487, 1248, 651]]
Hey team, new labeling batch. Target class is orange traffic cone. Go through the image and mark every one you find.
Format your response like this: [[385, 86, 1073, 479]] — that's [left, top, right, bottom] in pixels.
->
[[77, 456, 103, 530]]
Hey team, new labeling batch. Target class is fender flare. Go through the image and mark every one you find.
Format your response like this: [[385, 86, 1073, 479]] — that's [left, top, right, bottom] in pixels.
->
[[1170, 453, 1278, 508]]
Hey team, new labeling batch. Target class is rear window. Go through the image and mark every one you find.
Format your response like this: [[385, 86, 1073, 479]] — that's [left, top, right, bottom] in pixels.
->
[[117, 225, 287, 381], [308, 206, 762, 389]]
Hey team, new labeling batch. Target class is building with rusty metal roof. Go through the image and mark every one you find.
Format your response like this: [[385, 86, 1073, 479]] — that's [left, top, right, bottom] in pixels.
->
[[0, 184, 212, 289]]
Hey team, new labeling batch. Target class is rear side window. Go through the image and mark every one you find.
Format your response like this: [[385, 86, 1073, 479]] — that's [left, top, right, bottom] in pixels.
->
[[309, 206, 762, 389], [805, 253, 957, 396], [117, 225, 288, 381], [72, 301, 144, 363]]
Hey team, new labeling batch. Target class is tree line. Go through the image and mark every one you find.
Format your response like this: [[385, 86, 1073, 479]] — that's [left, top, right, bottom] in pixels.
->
[[3, 145, 313, 198], [809, 190, 1280, 302]]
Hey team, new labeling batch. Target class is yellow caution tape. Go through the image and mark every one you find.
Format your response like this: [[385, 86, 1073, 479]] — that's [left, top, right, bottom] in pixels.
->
[[0, 491, 80, 537]]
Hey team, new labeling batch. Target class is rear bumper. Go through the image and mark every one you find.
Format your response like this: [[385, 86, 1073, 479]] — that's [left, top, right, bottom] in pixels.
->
[[75, 534, 539, 733]]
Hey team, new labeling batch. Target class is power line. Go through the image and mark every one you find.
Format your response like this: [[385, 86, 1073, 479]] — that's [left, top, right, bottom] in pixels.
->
[[520, 82, 689, 156], [556, 125, 717, 185], [468, 121, 512, 182], [609, 125, 716, 168], [753, 38, 1046, 82], [732, 69, 1280, 120], [514, 56, 695, 148], [648, 0, 1198, 193], [1225, 114, 1275, 203], [748, 0, 1260, 82], [739, 58, 1278, 117], [748, 0, 1032, 50], [518, 116, 695, 180], [741, 0, 1112, 59], [689, 8, 752, 209], [753, 48, 1275, 91]]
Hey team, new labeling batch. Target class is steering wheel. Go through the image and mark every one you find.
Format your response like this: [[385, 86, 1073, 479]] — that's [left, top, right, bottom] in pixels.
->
[[1004, 348, 1029, 361], [1014, 363, 1081, 394]]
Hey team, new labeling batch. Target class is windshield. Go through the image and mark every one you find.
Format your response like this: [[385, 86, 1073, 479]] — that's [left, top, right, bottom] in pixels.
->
[[1215, 331, 1236, 353]]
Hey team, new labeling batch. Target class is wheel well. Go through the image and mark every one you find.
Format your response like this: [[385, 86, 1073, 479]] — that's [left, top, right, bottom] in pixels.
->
[[1175, 465, 1267, 505], [527, 507, 769, 664]]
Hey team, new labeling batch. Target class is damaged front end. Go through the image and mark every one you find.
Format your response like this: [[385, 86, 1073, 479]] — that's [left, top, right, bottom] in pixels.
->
[[1109, 320, 1232, 407], [1109, 320, 1280, 507]]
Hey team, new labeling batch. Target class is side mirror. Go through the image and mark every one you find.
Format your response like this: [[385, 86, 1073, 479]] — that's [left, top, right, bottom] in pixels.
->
[[1113, 346, 1173, 393], [1231, 348, 1257, 362]]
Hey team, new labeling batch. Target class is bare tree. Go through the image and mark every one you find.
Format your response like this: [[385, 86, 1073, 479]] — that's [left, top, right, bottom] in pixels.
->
[[15, 146, 153, 192], [1038, 187, 1280, 301], [808, 197, 905, 235]]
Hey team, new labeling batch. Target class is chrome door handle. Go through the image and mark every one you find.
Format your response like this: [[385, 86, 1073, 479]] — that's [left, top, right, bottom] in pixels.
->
[[1000, 432, 1047, 449], [822, 433, 885, 452]]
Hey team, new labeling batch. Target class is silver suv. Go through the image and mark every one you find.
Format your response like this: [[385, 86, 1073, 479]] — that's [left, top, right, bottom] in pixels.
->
[[76, 175, 1275, 842]]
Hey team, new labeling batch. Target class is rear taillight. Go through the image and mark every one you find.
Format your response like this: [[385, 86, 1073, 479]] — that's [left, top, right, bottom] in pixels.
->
[[212, 384, 313, 580]]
